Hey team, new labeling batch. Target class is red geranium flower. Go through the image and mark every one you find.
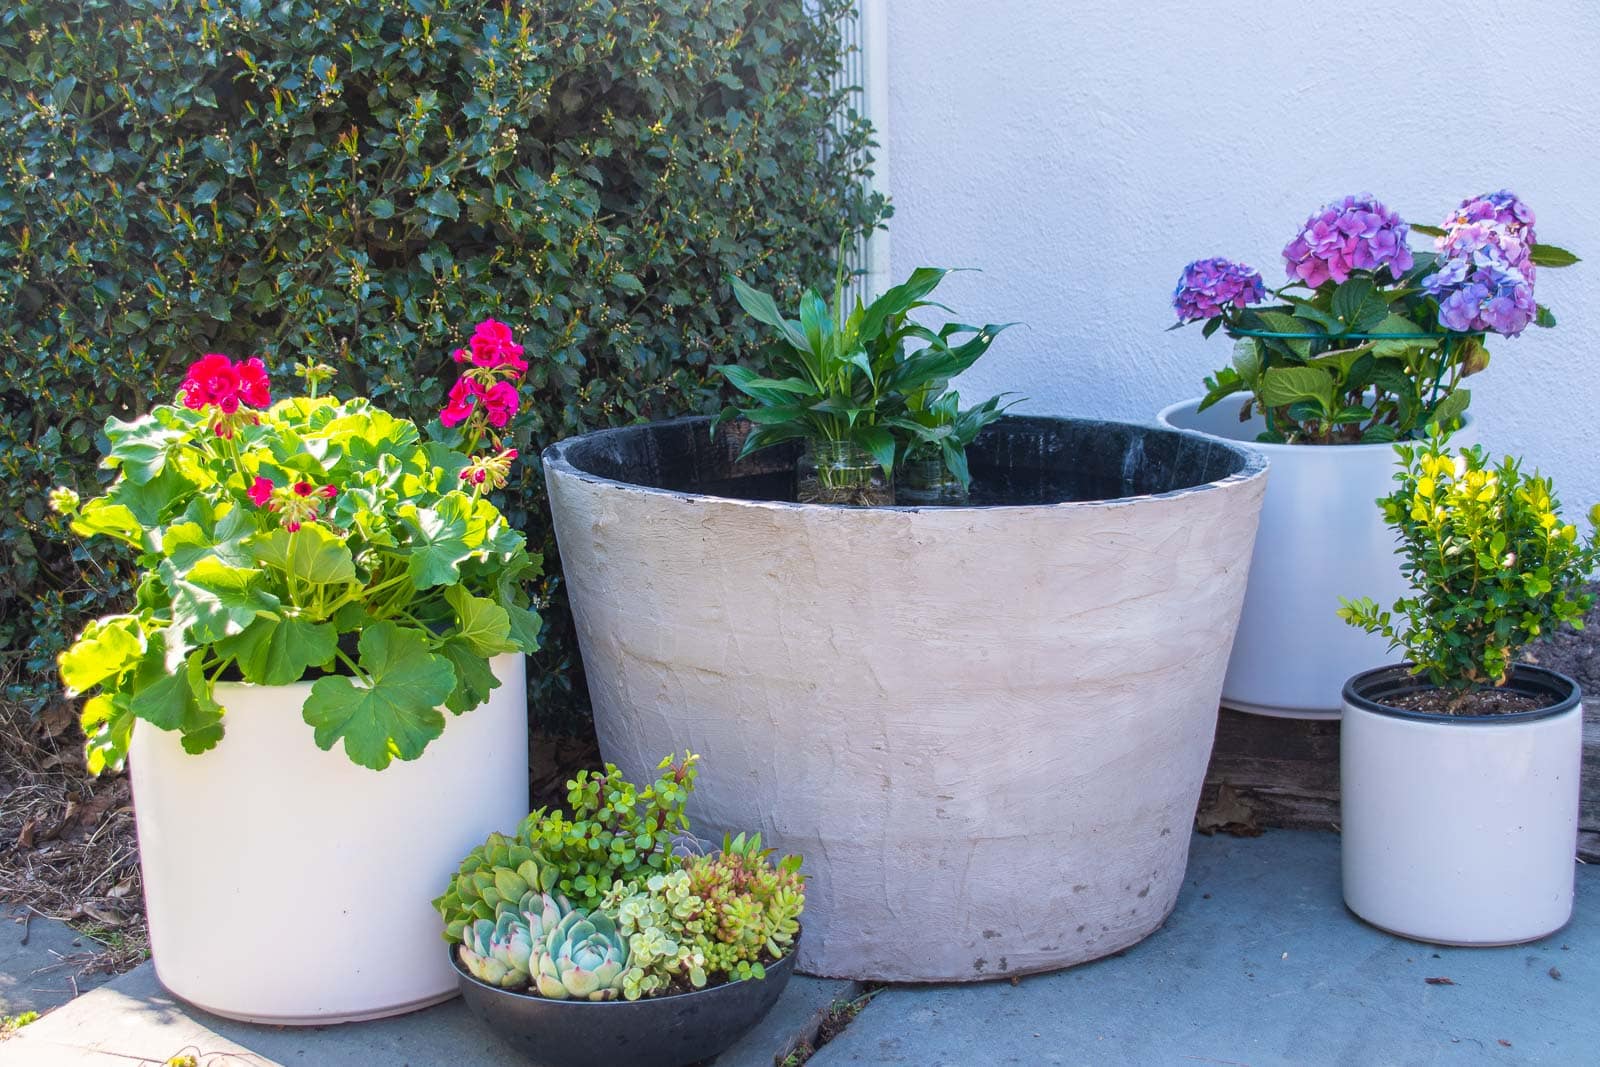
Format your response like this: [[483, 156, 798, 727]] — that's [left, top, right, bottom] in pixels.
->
[[481, 380, 520, 428], [439, 377, 481, 428], [180, 354, 271, 415], [248, 477, 274, 507]]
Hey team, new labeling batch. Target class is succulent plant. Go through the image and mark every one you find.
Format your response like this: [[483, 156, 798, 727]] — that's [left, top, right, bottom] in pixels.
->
[[604, 870, 710, 999], [685, 833, 805, 976], [458, 912, 534, 989], [534, 909, 632, 1001], [433, 832, 560, 943], [515, 887, 574, 943]]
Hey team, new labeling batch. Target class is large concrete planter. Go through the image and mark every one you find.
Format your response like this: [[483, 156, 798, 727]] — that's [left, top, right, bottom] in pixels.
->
[[1158, 398, 1475, 719], [130, 654, 528, 1024], [544, 416, 1267, 981]]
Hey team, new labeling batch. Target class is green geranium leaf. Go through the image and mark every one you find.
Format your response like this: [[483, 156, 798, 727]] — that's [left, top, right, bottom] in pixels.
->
[[216, 616, 336, 686], [445, 585, 513, 657], [401, 494, 475, 590], [71, 499, 144, 547], [106, 463, 194, 527], [104, 415, 186, 484], [164, 505, 257, 571], [59, 616, 145, 694], [81, 693, 135, 776], [253, 524, 358, 585], [439, 636, 502, 714], [127, 641, 218, 742], [166, 557, 280, 642], [301, 622, 455, 769]]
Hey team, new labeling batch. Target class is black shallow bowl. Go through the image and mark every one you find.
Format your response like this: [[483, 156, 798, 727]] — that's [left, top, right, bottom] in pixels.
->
[[450, 940, 797, 1067]]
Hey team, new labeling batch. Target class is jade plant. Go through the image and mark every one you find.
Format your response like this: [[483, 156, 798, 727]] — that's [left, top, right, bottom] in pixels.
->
[[438, 753, 806, 1002], [52, 321, 542, 772], [715, 261, 1011, 502], [1172, 191, 1578, 444], [1338, 434, 1600, 710]]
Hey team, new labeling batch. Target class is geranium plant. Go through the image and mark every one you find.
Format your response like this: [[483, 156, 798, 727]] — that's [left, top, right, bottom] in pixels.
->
[[52, 321, 542, 772], [1172, 191, 1579, 444], [715, 263, 1010, 498], [437, 753, 805, 1001], [1338, 435, 1600, 711]]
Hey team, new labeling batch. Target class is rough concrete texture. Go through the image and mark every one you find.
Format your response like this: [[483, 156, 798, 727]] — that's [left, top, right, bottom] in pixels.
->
[[0, 962, 852, 1066], [809, 829, 1598, 1066], [0, 913, 114, 1017], [545, 416, 1267, 981]]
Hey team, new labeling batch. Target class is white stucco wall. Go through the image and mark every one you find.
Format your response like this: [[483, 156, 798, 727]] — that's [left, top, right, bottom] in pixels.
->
[[884, 0, 1600, 513]]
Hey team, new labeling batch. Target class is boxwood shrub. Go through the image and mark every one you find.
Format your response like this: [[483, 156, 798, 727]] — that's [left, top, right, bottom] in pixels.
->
[[0, 0, 887, 726]]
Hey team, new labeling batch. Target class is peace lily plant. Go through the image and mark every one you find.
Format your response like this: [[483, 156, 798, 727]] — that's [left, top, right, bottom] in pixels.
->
[[52, 320, 542, 772]]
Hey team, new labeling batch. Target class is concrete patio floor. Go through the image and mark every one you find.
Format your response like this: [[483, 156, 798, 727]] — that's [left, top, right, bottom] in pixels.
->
[[3, 829, 1593, 1065]]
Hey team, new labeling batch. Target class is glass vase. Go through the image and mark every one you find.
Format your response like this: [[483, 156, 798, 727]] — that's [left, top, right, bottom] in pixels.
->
[[895, 455, 969, 506], [797, 439, 893, 506]]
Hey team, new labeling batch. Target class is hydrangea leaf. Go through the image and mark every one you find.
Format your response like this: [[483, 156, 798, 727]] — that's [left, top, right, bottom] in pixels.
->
[[215, 616, 336, 686], [301, 622, 455, 769], [59, 616, 146, 695]]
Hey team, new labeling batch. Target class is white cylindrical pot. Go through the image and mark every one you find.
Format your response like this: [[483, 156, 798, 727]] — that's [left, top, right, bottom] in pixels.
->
[[544, 415, 1267, 981], [1341, 664, 1581, 945], [130, 653, 528, 1024], [1158, 397, 1475, 719]]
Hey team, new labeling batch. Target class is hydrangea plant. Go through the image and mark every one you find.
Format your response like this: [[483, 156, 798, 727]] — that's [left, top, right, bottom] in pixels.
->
[[439, 753, 807, 1002], [1339, 435, 1600, 709], [52, 322, 542, 772], [1172, 191, 1579, 444]]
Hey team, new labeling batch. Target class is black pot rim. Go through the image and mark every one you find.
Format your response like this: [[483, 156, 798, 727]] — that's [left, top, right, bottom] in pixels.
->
[[447, 935, 798, 1007], [1343, 662, 1581, 725], [541, 413, 1267, 512]]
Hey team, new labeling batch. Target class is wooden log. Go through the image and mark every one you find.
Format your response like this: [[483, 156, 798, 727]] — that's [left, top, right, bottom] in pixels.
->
[[1200, 701, 1600, 862]]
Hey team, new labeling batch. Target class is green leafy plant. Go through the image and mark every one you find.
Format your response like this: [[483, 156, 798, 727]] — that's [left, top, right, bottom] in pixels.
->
[[0, 0, 887, 729], [1173, 192, 1577, 444], [54, 336, 541, 773], [716, 266, 1010, 485], [895, 391, 1018, 488], [439, 753, 806, 1002], [1338, 434, 1600, 708]]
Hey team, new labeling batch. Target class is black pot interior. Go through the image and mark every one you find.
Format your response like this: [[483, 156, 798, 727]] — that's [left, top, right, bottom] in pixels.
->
[[548, 414, 1259, 507], [1344, 663, 1580, 724]]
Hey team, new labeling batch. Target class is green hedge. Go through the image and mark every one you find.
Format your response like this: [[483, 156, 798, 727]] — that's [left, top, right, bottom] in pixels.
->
[[0, 0, 887, 725]]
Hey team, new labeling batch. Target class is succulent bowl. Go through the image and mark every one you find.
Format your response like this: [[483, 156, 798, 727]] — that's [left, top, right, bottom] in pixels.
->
[[449, 936, 799, 1067]]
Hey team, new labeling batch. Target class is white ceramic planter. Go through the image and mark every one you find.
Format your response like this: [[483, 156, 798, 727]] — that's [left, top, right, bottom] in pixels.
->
[[130, 653, 528, 1024], [1341, 664, 1582, 945], [544, 416, 1267, 981], [1158, 397, 1474, 719]]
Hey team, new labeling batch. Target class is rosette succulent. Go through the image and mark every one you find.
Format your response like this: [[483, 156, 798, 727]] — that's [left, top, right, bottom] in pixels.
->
[[433, 835, 560, 942], [534, 910, 632, 1001], [458, 913, 535, 989]]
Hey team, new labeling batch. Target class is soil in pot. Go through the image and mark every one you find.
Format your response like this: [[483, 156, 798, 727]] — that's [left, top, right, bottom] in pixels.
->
[[1383, 688, 1547, 716]]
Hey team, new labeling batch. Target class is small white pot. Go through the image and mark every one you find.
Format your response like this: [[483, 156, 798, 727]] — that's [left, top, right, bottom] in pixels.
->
[[1158, 397, 1474, 719], [1341, 664, 1582, 945], [130, 653, 528, 1024]]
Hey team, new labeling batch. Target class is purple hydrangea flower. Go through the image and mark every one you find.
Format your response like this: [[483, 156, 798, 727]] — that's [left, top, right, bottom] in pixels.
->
[[1282, 195, 1414, 288], [1445, 190, 1537, 244], [1424, 255, 1535, 336], [1423, 209, 1539, 336], [1172, 257, 1266, 323]]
